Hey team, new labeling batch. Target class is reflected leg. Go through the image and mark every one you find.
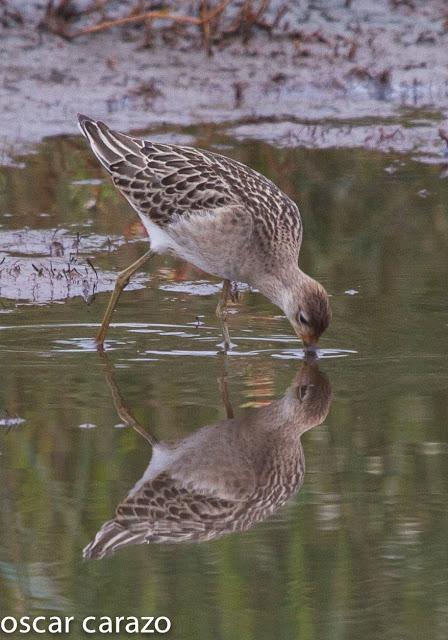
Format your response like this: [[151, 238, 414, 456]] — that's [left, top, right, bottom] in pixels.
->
[[217, 376, 234, 419], [96, 249, 153, 350], [99, 350, 157, 446], [217, 347, 234, 418]]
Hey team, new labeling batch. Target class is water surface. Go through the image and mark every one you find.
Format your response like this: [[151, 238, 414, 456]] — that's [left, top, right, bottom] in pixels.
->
[[0, 131, 447, 639]]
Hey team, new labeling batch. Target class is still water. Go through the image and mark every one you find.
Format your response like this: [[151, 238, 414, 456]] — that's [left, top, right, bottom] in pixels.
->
[[0, 129, 447, 639]]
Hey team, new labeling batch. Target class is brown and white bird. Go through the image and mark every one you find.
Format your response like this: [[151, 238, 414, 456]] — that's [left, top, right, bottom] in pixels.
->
[[84, 360, 332, 559], [78, 115, 331, 350]]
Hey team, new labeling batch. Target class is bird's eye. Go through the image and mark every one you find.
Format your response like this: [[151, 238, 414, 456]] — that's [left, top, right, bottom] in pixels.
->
[[299, 312, 310, 326], [298, 385, 308, 401]]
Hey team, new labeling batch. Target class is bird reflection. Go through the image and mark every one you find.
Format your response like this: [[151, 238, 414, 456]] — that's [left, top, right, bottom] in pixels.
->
[[84, 359, 332, 559]]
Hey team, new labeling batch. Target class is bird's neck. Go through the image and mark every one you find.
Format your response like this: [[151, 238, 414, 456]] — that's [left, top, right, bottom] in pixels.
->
[[253, 262, 304, 312]]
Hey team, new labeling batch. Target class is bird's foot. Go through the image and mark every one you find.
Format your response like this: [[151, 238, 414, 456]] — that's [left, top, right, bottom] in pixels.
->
[[95, 339, 106, 353]]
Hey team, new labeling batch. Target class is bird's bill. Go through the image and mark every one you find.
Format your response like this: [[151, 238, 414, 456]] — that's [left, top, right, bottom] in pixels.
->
[[296, 329, 318, 352]]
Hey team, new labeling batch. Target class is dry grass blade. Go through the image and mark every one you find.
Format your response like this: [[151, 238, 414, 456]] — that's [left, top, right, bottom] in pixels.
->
[[68, 0, 230, 39]]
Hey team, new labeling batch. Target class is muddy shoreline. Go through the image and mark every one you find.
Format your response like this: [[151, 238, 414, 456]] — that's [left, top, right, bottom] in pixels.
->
[[1, 1, 448, 164]]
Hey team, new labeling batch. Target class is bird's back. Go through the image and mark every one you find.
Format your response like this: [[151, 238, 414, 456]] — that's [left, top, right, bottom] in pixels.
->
[[78, 115, 303, 260]]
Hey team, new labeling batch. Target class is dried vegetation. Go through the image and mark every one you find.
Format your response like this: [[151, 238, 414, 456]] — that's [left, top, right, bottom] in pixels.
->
[[3, 0, 288, 54]]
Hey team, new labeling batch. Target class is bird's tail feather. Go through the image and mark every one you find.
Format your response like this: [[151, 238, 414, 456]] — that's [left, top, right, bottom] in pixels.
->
[[77, 114, 143, 172], [83, 519, 147, 560]]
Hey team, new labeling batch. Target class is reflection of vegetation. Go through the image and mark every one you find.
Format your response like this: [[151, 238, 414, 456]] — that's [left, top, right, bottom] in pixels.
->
[[0, 134, 447, 638]]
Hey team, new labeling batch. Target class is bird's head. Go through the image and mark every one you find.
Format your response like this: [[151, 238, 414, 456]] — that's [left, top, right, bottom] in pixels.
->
[[258, 268, 331, 349], [284, 275, 332, 348]]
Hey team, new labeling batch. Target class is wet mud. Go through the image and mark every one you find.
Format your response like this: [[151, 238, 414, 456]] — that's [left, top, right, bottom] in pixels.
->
[[1, 0, 448, 163]]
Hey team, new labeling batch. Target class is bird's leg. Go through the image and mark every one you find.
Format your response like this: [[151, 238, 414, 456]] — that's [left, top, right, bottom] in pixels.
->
[[96, 249, 153, 350], [216, 279, 233, 351], [229, 280, 240, 303], [99, 350, 157, 446]]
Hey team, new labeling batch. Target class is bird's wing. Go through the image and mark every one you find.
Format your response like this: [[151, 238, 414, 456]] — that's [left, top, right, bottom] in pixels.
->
[[115, 472, 238, 527], [77, 115, 302, 252], [78, 115, 239, 224]]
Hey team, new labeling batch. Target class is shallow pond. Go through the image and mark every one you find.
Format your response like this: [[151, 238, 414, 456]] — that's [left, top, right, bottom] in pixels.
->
[[0, 129, 447, 639]]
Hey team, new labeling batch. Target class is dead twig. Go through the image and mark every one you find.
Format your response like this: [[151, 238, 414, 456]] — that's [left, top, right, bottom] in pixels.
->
[[200, 0, 212, 57], [87, 258, 98, 279]]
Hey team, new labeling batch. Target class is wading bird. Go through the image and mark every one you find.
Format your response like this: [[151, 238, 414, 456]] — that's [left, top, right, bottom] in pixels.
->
[[78, 116, 331, 350]]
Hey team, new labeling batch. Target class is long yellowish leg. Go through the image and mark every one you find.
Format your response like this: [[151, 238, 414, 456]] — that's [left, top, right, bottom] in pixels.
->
[[96, 249, 153, 350], [216, 279, 233, 350]]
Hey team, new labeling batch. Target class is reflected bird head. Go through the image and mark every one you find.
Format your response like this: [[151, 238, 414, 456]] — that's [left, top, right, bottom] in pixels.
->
[[285, 358, 333, 432]]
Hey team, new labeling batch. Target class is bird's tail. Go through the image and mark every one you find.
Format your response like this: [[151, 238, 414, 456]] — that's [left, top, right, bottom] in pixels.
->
[[77, 114, 143, 173], [83, 519, 147, 560]]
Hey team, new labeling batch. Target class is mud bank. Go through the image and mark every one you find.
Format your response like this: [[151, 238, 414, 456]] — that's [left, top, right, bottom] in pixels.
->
[[1, 0, 448, 163]]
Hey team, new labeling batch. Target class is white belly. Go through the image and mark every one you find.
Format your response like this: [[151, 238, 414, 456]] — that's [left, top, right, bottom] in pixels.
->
[[142, 217, 215, 273], [139, 209, 253, 282], [140, 217, 179, 254]]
